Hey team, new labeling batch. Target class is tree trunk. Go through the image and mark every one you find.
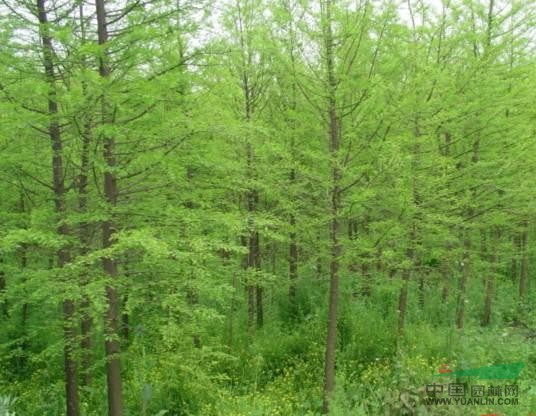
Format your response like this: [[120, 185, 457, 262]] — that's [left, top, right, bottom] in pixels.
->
[[0, 256, 7, 318], [288, 200, 298, 317], [78, 97, 92, 387], [510, 233, 520, 281], [121, 295, 130, 342], [361, 217, 371, 297], [95, 0, 124, 413], [254, 228, 263, 328], [399, 128, 421, 333], [418, 276, 425, 309], [456, 236, 470, 329], [252, 229, 263, 328], [245, 137, 261, 331], [20, 241, 28, 330], [440, 255, 450, 302], [222, 248, 235, 351], [78, 2, 93, 387], [348, 219, 359, 298], [456, 127, 480, 329], [519, 220, 529, 300], [481, 229, 497, 327], [322, 1, 341, 411], [398, 223, 417, 334], [316, 231, 323, 280], [36, 1, 79, 414]]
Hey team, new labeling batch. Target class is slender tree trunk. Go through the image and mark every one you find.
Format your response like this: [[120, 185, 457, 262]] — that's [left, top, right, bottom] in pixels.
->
[[288, 57, 299, 315], [184, 167, 202, 346], [519, 220, 529, 301], [16, 240, 30, 372], [244, 138, 262, 330], [222, 248, 235, 350], [456, 236, 470, 329], [254, 228, 263, 328], [20, 241, 28, 329], [322, 1, 341, 411], [246, 211, 257, 332], [316, 231, 323, 280], [288, 190, 298, 317], [239, 42, 261, 331], [36, 1, 79, 413], [95, 0, 124, 413], [440, 254, 450, 302], [376, 246, 383, 273], [255, 285, 263, 328], [440, 134, 452, 302], [511, 233, 520, 281], [418, 276, 425, 309], [361, 218, 371, 297], [0, 256, 7, 318], [348, 219, 359, 298], [242, 231, 255, 333], [78, 58, 93, 387], [80, 292, 92, 387], [399, 129, 421, 333], [398, 221, 417, 335], [456, 129, 480, 329], [121, 294, 130, 341], [397, 268, 410, 334], [481, 229, 498, 327], [252, 228, 263, 328]]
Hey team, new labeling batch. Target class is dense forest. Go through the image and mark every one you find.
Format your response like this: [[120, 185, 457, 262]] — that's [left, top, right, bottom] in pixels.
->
[[0, 0, 535, 415]]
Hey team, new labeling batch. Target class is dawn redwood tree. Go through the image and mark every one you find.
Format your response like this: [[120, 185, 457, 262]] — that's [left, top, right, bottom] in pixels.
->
[[94, 0, 124, 412], [223, 0, 272, 331], [288, 0, 398, 410], [36, 2, 80, 414], [318, 0, 341, 411]]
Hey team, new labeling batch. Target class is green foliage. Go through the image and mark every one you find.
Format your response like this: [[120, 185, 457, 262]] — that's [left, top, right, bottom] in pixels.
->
[[0, 0, 535, 415]]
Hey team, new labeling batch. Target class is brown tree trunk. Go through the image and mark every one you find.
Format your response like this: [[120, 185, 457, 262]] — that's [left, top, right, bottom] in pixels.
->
[[184, 167, 202, 347], [0, 256, 7, 318], [246, 214, 258, 332], [399, 128, 421, 333], [316, 232, 323, 280], [440, 255, 450, 302], [398, 269, 410, 334], [511, 233, 520, 281], [361, 217, 371, 297], [440, 133, 452, 302], [80, 293, 92, 387], [222, 248, 235, 350], [256, 285, 263, 328], [456, 129, 480, 329], [519, 220, 529, 300], [456, 236, 470, 329], [95, 0, 124, 413], [36, 1, 79, 414], [121, 295, 130, 342], [242, 232, 255, 333], [398, 221, 417, 335], [347, 219, 359, 298], [244, 138, 261, 331], [20, 241, 28, 329], [288, 200, 298, 317], [481, 229, 497, 327], [78, 2, 93, 387], [322, 1, 341, 411], [418, 276, 425, 309], [254, 228, 263, 328], [78, 104, 92, 387]]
